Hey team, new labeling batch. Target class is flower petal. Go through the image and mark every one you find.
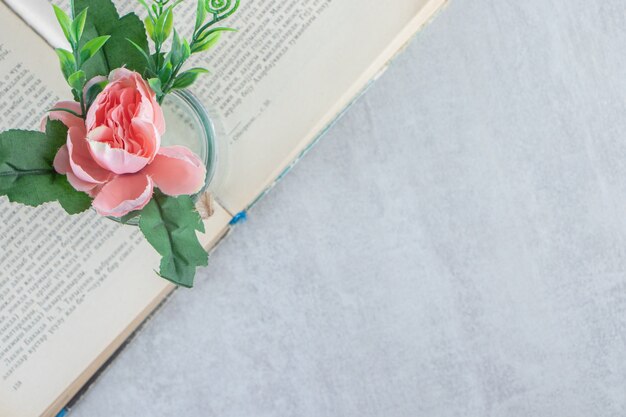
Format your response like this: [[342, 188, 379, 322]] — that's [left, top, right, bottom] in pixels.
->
[[135, 77, 165, 135], [84, 75, 108, 94], [92, 173, 153, 217], [54, 145, 100, 193], [144, 146, 207, 196], [41, 101, 83, 131], [129, 118, 160, 160], [68, 126, 112, 184], [86, 184, 104, 198], [87, 126, 150, 174], [53, 145, 71, 175], [67, 172, 100, 193], [109, 67, 135, 83]]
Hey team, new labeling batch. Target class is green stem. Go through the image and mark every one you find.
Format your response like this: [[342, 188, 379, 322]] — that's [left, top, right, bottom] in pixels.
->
[[193, 16, 219, 45], [160, 60, 185, 98], [155, 42, 162, 73], [194, 0, 240, 42], [49, 107, 84, 119], [0, 166, 55, 177], [71, 41, 87, 116]]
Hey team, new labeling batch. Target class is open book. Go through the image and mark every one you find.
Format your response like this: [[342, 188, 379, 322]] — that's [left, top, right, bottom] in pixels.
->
[[0, 0, 447, 415]]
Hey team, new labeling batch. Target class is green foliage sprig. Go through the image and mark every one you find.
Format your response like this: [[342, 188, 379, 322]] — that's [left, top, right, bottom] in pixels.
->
[[52, 5, 110, 116], [132, 0, 240, 102], [52, 0, 155, 116]]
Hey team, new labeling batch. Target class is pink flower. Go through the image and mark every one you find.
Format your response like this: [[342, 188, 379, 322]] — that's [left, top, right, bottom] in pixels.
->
[[49, 69, 206, 217]]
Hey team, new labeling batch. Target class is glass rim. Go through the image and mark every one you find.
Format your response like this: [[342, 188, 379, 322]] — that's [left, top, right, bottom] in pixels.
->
[[172, 89, 218, 195]]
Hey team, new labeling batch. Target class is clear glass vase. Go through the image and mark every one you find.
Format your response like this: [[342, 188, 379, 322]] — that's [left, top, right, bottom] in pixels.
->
[[110, 90, 218, 225]]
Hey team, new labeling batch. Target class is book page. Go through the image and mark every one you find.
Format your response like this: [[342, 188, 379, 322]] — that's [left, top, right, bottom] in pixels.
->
[[7, 0, 446, 214], [0, 5, 232, 417]]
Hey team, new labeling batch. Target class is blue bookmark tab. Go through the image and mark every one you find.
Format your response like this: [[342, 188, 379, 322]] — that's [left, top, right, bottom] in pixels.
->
[[229, 211, 247, 225], [56, 409, 68, 417]]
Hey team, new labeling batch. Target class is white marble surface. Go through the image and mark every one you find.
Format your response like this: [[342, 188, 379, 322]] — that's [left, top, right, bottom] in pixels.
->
[[71, 0, 626, 416]]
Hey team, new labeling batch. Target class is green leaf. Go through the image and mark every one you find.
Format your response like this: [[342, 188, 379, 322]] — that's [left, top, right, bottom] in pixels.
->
[[119, 210, 141, 224], [151, 51, 165, 65], [55, 48, 76, 80], [192, 32, 220, 54], [171, 68, 209, 90], [74, 0, 150, 77], [85, 79, 108, 109], [169, 29, 184, 66], [127, 38, 155, 73], [158, 60, 173, 85], [68, 70, 87, 91], [154, 6, 174, 43], [139, 191, 208, 288], [79, 35, 110, 63], [194, 0, 207, 32], [182, 38, 191, 62], [144, 17, 156, 42], [191, 28, 236, 54], [71, 8, 89, 43], [105, 14, 151, 74], [78, 23, 110, 80], [148, 78, 163, 96], [0, 120, 91, 214], [197, 26, 238, 43], [148, 0, 182, 45], [162, 8, 175, 41], [52, 5, 73, 44]]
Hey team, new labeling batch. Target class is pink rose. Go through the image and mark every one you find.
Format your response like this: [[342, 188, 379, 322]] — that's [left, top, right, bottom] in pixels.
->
[[86, 68, 165, 174], [49, 69, 206, 217]]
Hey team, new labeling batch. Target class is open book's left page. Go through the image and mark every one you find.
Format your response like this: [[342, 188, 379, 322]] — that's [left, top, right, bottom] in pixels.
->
[[0, 4, 231, 416]]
